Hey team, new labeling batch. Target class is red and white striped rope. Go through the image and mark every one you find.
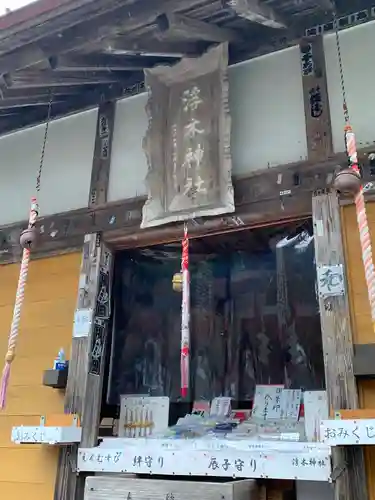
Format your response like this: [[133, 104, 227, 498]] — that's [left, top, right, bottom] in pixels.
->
[[180, 224, 190, 398]]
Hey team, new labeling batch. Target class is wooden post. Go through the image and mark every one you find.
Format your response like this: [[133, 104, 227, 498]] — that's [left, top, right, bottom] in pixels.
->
[[54, 100, 116, 500], [312, 190, 368, 500], [65, 235, 113, 445], [300, 36, 333, 162], [89, 101, 115, 208]]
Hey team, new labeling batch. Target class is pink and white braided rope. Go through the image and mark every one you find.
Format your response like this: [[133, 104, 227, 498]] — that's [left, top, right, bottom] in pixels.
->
[[345, 126, 375, 328], [0, 197, 38, 408]]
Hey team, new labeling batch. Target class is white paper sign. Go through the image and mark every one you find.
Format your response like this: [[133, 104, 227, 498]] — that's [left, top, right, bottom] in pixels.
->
[[320, 418, 375, 446], [11, 425, 81, 445], [252, 385, 284, 420], [304, 391, 328, 442], [99, 436, 330, 454], [12, 426, 48, 443], [210, 397, 231, 417], [317, 265, 345, 298], [280, 389, 302, 421], [73, 308, 93, 338], [78, 445, 331, 481], [118, 396, 169, 438]]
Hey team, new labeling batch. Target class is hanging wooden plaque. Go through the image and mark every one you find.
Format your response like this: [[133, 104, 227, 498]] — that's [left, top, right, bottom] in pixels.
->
[[141, 43, 234, 228]]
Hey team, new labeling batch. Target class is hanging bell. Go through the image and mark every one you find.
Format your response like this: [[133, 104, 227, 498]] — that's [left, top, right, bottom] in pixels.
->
[[172, 272, 183, 292], [332, 167, 362, 196], [20, 227, 38, 250]]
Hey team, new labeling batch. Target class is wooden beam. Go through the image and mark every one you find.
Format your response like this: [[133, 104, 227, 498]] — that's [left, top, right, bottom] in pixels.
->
[[6, 70, 126, 88], [0, 94, 68, 109], [0, 83, 101, 99], [156, 12, 242, 43], [0, 77, 140, 135], [315, 0, 334, 11], [300, 36, 333, 162], [234, 2, 375, 65], [0, 45, 47, 74], [3, 139, 375, 263], [89, 100, 116, 207], [0, 0, 210, 75], [49, 54, 159, 72], [0, 0, 111, 36], [104, 37, 207, 57], [0, 0, 141, 48], [228, 0, 286, 29], [312, 190, 368, 500], [0, 111, 22, 117], [0, 154, 351, 264]]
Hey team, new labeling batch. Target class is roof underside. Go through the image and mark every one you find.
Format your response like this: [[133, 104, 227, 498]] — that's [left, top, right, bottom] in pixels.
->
[[0, 0, 370, 134]]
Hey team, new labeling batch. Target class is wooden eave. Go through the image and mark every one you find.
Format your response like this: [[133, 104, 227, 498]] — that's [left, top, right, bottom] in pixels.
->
[[0, 0, 369, 134]]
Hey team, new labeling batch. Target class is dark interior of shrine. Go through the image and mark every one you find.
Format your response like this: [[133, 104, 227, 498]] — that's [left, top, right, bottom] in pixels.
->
[[101, 218, 325, 427]]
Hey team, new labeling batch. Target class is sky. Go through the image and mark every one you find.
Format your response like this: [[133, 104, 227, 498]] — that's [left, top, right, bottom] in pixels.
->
[[0, 0, 36, 15]]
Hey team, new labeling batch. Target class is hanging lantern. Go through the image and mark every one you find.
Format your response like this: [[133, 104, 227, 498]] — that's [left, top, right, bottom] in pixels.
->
[[332, 167, 362, 196], [172, 272, 183, 292]]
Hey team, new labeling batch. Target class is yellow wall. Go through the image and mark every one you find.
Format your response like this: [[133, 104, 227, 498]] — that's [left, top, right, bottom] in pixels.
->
[[342, 203, 375, 345], [342, 203, 375, 499], [0, 253, 80, 500]]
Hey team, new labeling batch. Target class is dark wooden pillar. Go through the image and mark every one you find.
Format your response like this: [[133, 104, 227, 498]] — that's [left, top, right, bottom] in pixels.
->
[[300, 36, 333, 162], [312, 190, 368, 500], [54, 100, 116, 500]]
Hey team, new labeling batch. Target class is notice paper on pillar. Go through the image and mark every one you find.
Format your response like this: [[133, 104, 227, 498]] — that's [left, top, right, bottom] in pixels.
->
[[118, 396, 169, 438]]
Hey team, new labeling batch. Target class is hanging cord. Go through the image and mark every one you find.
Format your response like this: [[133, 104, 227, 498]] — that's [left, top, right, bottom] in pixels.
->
[[332, 3, 350, 124], [332, 3, 356, 170], [0, 94, 53, 409], [36, 92, 53, 192]]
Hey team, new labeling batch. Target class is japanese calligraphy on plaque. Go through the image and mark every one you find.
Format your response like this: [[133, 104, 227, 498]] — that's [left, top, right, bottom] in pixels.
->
[[141, 43, 234, 228], [317, 264, 345, 298], [299, 37, 332, 161]]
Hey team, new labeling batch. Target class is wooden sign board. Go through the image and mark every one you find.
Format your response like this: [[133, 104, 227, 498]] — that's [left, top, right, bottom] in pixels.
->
[[141, 43, 234, 228]]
